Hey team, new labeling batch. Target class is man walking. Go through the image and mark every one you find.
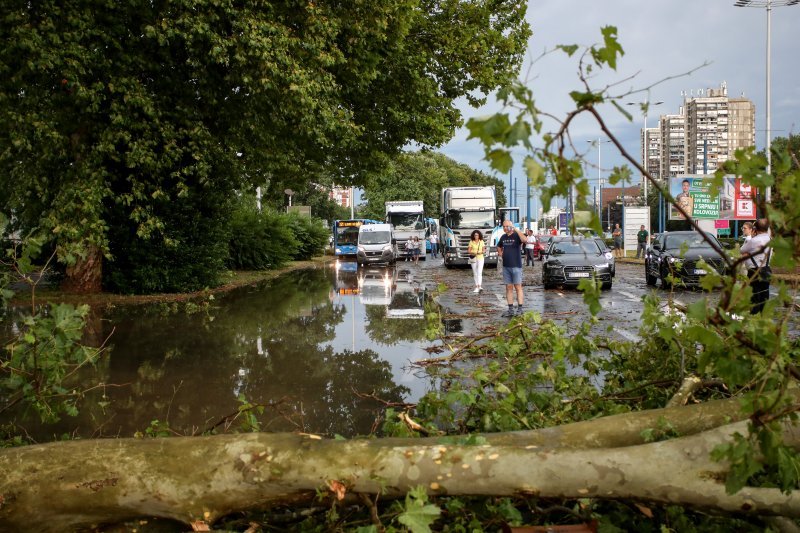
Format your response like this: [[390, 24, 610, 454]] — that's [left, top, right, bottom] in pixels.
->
[[497, 221, 527, 317], [635, 225, 649, 259]]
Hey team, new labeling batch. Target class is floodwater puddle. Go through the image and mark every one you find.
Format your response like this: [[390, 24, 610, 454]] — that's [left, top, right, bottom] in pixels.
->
[[1, 262, 442, 440]]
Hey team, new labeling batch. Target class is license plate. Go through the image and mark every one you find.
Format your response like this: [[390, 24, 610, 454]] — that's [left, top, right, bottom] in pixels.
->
[[693, 269, 707, 275], [568, 272, 590, 278]]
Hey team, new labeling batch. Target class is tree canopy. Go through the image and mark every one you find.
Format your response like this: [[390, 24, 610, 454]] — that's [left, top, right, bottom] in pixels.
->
[[0, 0, 530, 291], [360, 151, 507, 220]]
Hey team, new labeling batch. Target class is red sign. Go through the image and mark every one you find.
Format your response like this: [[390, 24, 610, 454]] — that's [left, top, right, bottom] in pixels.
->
[[733, 178, 756, 219], [714, 219, 728, 229]]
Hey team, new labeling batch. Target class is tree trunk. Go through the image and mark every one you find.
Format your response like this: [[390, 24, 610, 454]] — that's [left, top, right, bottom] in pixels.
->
[[1, 405, 799, 532], [61, 245, 102, 294]]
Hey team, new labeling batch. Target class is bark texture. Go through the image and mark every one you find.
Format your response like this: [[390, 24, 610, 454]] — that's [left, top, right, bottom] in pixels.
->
[[1, 405, 799, 531], [61, 245, 102, 294]]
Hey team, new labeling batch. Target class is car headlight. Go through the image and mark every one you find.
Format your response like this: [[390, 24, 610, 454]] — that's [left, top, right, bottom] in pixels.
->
[[335, 248, 342, 254], [358, 245, 365, 252], [595, 263, 609, 269], [667, 256, 676, 263], [382, 244, 392, 252], [604, 252, 613, 260]]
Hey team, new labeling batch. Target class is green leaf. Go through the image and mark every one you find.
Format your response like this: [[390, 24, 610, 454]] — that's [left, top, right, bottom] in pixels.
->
[[397, 487, 441, 533]]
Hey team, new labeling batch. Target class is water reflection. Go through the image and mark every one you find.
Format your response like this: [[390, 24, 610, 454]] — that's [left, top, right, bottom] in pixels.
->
[[3, 265, 440, 441]]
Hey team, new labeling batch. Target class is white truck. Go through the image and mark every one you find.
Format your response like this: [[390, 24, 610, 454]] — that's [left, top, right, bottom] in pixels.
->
[[439, 186, 498, 268], [385, 200, 426, 261]]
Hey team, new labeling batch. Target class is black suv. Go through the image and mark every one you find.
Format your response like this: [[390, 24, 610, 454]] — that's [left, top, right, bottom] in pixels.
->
[[645, 231, 728, 288]]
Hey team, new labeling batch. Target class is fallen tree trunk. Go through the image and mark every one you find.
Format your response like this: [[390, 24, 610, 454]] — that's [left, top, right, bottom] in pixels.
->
[[2, 404, 799, 531]]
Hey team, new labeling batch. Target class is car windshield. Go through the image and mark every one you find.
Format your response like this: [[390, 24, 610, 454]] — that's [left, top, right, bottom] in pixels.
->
[[550, 240, 601, 255], [664, 234, 716, 250], [359, 231, 391, 245]]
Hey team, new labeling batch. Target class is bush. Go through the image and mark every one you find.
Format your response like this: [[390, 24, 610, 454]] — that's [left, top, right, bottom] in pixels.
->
[[104, 190, 231, 294], [286, 212, 328, 260], [227, 206, 297, 270]]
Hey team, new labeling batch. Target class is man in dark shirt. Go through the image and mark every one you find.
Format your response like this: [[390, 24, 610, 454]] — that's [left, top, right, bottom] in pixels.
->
[[636, 225, 649, 259], [496, 222, 527, 316]]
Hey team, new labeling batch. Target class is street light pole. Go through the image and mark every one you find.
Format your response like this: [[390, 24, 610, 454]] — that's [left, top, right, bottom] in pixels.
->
[[587, 138, 611, 225], [734, 0, 799, 203], [626, 101, 663, 205]]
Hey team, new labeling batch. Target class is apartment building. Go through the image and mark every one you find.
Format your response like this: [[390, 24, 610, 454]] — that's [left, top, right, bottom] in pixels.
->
[[683, 82, 755, 174], [642, 127, 661, 181], [644, 82, 755, 180], [658, 112, 686, 179]]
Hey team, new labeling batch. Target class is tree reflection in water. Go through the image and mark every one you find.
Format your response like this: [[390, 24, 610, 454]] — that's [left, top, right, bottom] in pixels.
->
[[3, 268, 409, 440]]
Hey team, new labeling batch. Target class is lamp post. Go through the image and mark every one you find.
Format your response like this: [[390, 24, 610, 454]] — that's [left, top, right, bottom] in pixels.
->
[[734, 0, 799, 203], [626, 101, 664, 204], [587, 138, 612, 222]]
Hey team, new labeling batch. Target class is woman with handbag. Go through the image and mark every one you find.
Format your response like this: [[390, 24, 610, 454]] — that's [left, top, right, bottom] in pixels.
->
[[740, 218, 772, 314], [468, 230, 485, 293]]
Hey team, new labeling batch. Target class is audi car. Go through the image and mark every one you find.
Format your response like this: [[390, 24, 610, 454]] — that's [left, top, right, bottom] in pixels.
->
[[542, 237, 613, 290], [645, 231, 728, 288]]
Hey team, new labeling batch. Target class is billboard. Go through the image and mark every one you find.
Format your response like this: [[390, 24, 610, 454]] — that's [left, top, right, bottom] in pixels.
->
[[669, 175, 756, 221]]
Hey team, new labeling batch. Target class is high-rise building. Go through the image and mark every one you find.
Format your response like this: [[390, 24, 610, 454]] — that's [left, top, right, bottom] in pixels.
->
[[683, 82, 755, 175], [658, 112, 685, 179], [643, 127, 661, 181], [646, 82, 755, 180]]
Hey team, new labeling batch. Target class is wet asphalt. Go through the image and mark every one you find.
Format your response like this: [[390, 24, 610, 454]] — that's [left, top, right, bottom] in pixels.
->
[[406, 255, 718, 343]]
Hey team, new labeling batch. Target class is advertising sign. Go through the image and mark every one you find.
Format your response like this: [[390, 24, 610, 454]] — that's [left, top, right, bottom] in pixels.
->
[[669, 175, 756, 221]]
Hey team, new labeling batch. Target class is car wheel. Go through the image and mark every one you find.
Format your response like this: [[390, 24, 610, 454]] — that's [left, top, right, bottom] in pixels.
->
[[645, 262, 657, 286], [601, 281, 612, 290], [660, 264, 672, 289]]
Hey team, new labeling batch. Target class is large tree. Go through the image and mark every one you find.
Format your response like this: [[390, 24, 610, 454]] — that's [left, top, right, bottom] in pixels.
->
[[361, 151, 506, 220], [0, 0, 529, 292]]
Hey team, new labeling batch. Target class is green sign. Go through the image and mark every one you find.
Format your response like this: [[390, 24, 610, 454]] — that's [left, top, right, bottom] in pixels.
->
[[717, 228, 730, 236], [691, 190, 720, 219]]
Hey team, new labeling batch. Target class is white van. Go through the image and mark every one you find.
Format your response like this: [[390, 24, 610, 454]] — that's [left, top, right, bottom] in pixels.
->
[[357, 223, 395, 265]]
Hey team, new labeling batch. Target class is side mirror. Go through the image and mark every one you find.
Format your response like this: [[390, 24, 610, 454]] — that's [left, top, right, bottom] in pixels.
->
[[652, 243, 661, 251]]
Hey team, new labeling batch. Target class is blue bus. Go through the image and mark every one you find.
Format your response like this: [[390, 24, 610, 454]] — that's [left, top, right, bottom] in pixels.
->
[[332, 219, 381, 257]]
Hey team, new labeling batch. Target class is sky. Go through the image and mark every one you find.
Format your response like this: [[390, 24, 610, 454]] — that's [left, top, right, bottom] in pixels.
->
[[438, 0, 800, 209]]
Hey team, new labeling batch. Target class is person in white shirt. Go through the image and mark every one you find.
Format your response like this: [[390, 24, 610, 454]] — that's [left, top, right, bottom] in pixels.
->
[[524, 229, 537, 266], [740, 218, 771, 314]]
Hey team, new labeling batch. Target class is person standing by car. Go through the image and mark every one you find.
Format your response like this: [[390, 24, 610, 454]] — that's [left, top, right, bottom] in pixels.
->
[[524, 229, 538, 266], [612, 224, 623, 258], [635, 225, 649, 259], [467, 230, 485, 293], [429, 232, 439, 258], [497, 222, 527, 316], [741, 218, 772, 314]]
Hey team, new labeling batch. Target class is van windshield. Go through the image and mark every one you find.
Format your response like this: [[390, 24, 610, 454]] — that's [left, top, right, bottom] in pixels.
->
[[360, 231, 392, 245]]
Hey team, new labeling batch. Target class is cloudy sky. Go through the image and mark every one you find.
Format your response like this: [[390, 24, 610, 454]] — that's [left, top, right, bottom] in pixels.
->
[[439, 0, 800, 207]]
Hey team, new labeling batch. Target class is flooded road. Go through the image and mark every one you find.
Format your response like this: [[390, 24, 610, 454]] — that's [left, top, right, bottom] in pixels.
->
[[3, 256, 731, 441]]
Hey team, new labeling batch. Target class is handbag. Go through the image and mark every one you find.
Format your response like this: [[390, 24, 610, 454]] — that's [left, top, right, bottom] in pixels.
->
[[468, 256, 477, 264], [748, 252, 772, 282]]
